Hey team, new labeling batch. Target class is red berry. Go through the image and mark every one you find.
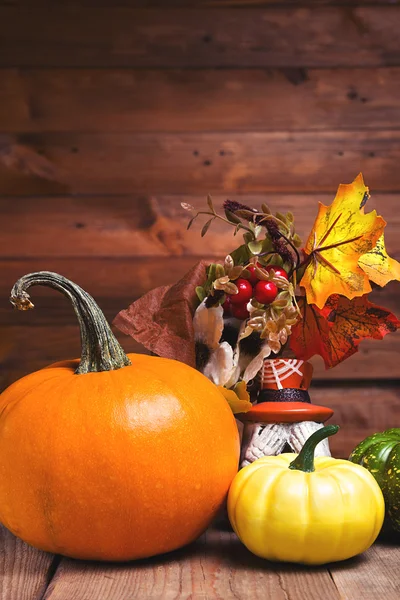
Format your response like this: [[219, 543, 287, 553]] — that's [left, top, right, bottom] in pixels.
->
[[230, 278, 253, 305], [264, 265, 288, 280], [222, 296, 232, 316], [231, 302, 250, 320], [254, 281, 278, 305], [246, 264, 261, 285]]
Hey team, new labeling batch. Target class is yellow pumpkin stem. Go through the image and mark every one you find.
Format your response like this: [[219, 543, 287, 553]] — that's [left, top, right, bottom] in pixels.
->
[[289, 425, 339, 473]]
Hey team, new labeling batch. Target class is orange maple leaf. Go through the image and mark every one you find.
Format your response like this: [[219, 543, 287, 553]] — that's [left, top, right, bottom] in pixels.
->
[[289, 297, 334, 367], [290, 295, 400, 368], [301, 174, 386, 309]]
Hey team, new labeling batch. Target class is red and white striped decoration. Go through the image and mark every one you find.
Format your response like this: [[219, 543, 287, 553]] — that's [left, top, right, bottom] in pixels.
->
[[260, 359, 306, 390]]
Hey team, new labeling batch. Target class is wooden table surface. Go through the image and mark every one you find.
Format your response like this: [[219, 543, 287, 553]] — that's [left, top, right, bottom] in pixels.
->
[[0, 524, 398, 600]]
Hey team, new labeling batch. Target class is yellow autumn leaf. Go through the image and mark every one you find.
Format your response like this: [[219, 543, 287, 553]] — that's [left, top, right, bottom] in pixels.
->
[[218, 381, 252, 414], [301, 174, 386, 309], [358, 234, 400, 287]]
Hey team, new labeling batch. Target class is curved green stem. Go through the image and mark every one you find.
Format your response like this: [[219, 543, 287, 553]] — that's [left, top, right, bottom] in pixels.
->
[[10, 271, 131, 375], [289, 425, 339, 473]]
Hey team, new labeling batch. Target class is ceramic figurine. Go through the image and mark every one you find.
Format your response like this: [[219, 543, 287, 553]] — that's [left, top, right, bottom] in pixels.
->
[[238, 358, 333, 467]]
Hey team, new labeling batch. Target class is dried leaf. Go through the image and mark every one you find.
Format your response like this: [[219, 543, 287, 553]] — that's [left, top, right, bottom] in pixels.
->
[[229, 266, 245, 280], [224, 282, 239, 295], [215, 278, 238, 294], [235, 209, 257, 220], [301, 174, 386, 309], [201, 218, 214, 237], [358, 234, 400, 287], [181, 202, 195, 212], [230, 244, 251, 265], [255, 266, 270, 280], [224, 255, 234, 271], [289, 298, 335, 367], [207, 194, 214, 212], [218, 381, 252, 414], [271, 299, 287, 308], [292, 233, 302, 248], [216, 275, 230, 286], [215, 264, 225, 279], [276, 212, 287, 224], [195, 286, 206, 302], [320, 295, 400, 366], [187, 215, 196, 230], [248, 241, 263, 255], [290, 295, 400, 368], [261, 203, 271, 214], [225, 209, 242, 224]]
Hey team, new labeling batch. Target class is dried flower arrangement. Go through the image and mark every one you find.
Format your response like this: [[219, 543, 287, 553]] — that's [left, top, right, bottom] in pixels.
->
[[115, 174, 400, 419], [178, 174, 400, 406]]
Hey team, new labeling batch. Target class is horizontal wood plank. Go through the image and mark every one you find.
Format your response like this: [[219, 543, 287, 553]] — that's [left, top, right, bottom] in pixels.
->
[[0, 528, 341, 600], [311, 385, 400, 457], [0, 7, 399, 68], [1, 525, 399, 600], [1, 131, 400, 195], [0, 325, 147, 393], [2, 67, 400, 133], [1, 193, 399, 257], [330, 539, 400, 600], [44, 530, 341, 599], [0, 257, 206, 299]]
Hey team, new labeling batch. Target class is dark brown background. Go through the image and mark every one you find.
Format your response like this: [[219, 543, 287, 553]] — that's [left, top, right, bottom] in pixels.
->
[[0, 0, 399, 456]]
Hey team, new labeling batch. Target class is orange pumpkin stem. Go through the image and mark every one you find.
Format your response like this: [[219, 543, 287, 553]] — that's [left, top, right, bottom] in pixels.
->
[[10, 271, 131, 374]]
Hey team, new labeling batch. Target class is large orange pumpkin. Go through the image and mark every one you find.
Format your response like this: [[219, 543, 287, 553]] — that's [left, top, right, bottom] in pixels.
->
[[0, 272, 240, 561]]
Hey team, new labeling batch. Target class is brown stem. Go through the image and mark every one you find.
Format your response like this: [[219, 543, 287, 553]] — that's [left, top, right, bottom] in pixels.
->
[[278, 231, 301, 276], [314, 251, 341, 275], [295, 252, 313, 272], [317, 234, 363, 253], [10, 272, 131, 374], [317, 212, 342, 247]]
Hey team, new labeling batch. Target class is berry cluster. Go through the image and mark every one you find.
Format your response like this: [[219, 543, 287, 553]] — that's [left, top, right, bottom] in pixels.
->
[[222, 264, 288, 320]]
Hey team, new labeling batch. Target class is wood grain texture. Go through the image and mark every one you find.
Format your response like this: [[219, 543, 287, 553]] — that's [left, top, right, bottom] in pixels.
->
[[1, 193, 399, 257], [311, 385, 400, 456], [1, 131, 400, 195], [0, 526, 57, 600], [1, 525, 399, 600], [0, 7, 399, 68], [2, 67, 400, 133], [0, 257, 205, 299], [330, 539, 400, 600], [36, 530, 341, 600], [0, 325, 146, 393]]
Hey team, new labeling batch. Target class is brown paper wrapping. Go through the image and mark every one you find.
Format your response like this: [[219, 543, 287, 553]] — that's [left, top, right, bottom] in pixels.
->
[[113, 260, 209, 368]]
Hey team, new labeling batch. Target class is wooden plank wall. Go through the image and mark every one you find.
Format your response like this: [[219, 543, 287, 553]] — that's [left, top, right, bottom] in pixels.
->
[[1, 0, 400, 457]]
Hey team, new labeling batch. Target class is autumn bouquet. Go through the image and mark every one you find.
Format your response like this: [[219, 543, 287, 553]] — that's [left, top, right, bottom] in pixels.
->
[[115, 174, 400, 413], [177, 174, 400, 402]]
